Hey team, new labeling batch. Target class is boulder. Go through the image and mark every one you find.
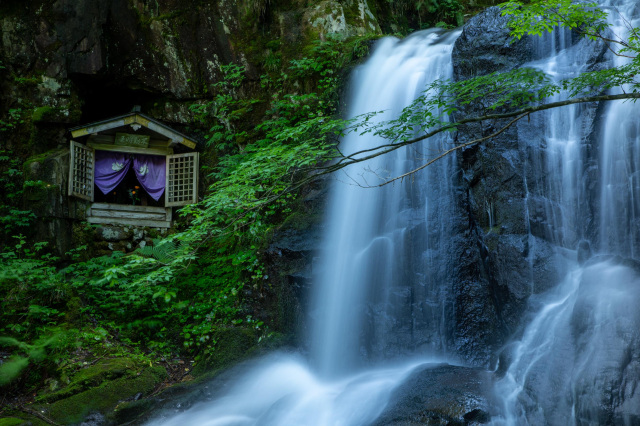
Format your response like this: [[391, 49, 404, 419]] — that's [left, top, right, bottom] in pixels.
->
[[373, 363, 495, 425], [32, 358, 167, 425]]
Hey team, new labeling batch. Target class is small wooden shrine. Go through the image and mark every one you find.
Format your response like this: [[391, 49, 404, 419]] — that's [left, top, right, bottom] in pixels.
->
[[68, 113, 199, 228]]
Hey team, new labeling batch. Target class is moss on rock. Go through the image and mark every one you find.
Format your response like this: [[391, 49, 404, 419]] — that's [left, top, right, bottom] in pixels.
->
[[36, 358, 138, 403], [0, 418, 29, 426], [33, 358, 167, 424], [0, 411, 49, 426], [31, 107, 56, 123], [191, 327, 258, 378]]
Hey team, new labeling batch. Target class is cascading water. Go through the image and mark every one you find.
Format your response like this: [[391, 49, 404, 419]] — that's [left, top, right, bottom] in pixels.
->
[[147, 30, 461, 425], [599, 1, 640, 258], [493, 1, 640, 424], [311, 29, 460, 377]]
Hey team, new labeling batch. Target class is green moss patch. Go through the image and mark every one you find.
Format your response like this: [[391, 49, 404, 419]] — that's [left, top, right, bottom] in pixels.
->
[[22, 149, 66, 171], [37, 358, 131, 403], [32, 358, 167, 424], [0, 418, 29, 426], [31, 107, 55, 123], [0, 412, 47, 426], [191, 327, 258, 378]]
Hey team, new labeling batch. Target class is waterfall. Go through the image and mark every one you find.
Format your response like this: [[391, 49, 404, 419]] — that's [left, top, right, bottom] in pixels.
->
[[493, 1, 640, 424], [312, 29, 460, 377], [147, 30, 461, 426], [599, 1, 640, 257]]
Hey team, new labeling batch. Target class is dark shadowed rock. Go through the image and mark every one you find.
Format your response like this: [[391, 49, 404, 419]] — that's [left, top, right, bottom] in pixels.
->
[[450, 5, 609, 366], [452, 7, 533, 81], [577, 240, 593, 265], [373, 363, 495, 425]]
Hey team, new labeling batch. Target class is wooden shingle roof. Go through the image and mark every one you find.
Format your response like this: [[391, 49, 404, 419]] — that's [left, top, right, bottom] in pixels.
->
[[69, 113, 196, 149]]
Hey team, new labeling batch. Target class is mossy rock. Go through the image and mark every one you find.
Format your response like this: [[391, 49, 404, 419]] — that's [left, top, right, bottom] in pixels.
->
[[22, 149, 67, 175], [36, 358, 136, 403], [190, 327, 258, 378], [33, 358, 167, 424], [280, 209, 323, 232], [0, 413, 47, 426], [108, 397, 156, 424], [31, 107, 56, 123], [0, 418, 29, 426], [63, 297, 83, 324]]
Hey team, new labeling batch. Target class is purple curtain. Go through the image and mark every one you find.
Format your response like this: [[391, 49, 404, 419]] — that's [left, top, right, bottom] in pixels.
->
[[133, 154, 166, 201], [94, 151, 132, 195]]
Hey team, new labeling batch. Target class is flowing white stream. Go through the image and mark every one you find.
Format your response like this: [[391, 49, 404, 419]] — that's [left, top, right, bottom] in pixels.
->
[[493, 1, 640, 424], [311, 29, 460, 378], [148, 30, 460, 426]]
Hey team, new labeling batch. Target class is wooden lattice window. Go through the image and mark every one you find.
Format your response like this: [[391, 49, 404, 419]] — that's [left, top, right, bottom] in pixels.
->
[[68, 141, 95, 201], [165, 152, 198, 207]]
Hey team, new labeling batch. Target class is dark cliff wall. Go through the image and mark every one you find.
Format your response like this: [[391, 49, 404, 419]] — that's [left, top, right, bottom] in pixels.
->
[[0, 0, 384, 153], [450, 7, 609, 366]]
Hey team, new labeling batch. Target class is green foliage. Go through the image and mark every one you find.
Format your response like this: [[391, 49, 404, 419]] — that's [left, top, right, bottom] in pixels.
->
[[383, 0, 464, 30], [0, 332, 69, 386], [0, 108, 25, 132], [134, 238, 178, 263], [185, 33, 378, 248], [419, 0, 464, 26], [0, 151, 34, 244], [191, 63, 261, 153], [500, 0, 609, 39], [501, 0, 640, 60], [0, 355, 30, 386], [0, 238, 64, 338]]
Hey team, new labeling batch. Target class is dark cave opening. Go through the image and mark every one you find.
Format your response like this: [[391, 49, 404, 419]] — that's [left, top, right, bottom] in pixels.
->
[[70, 74, 162, 123]]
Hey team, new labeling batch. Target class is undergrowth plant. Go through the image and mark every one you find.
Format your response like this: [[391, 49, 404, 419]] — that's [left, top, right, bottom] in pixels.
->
[[0, 151, 34, 247], [0, 35, 373, 388]]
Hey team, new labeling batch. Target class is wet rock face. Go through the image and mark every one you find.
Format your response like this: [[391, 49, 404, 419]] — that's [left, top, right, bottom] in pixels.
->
[[260, 178, 329, 343], [452, 7, 533, 80], [450, 7, 535, 365], [449, 7, 608, 365], [373, 364, 494, 425], [565, 259, 640, 424]]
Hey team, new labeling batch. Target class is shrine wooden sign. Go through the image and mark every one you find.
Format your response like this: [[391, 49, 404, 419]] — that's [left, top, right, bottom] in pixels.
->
[[114, 132, 150, 148]]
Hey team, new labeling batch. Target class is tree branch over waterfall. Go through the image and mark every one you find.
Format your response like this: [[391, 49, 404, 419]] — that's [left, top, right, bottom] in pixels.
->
[[324, 91, 640, 188], [119, 0, 640, 281]]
